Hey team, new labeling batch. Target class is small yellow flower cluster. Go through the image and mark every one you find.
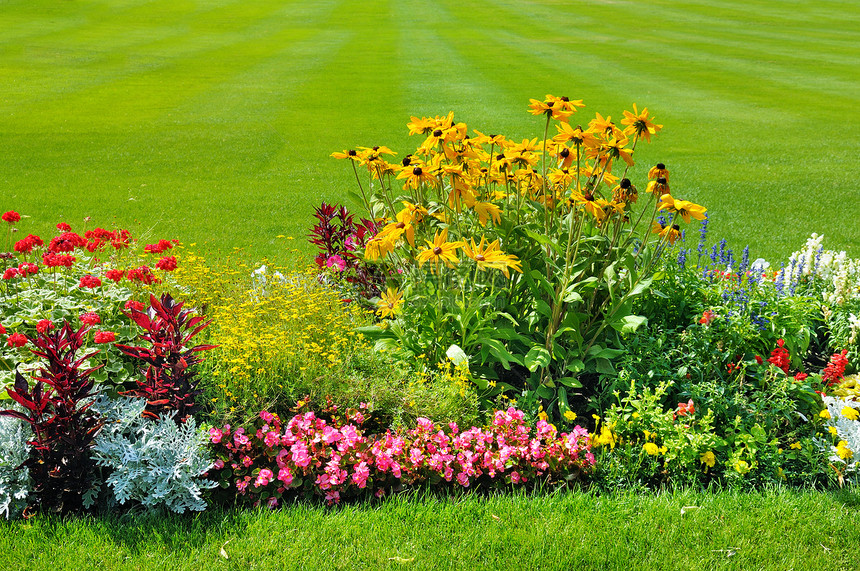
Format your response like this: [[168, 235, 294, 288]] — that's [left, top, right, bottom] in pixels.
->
[[171, 251, 370, 416]]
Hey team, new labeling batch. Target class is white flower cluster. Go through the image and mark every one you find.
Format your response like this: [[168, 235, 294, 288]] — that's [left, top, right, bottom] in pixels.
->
[[788, 234, 860, 305], [818, 395, 860, 475]]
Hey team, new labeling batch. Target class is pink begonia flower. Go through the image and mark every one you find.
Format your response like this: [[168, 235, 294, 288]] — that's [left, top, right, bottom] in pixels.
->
[[352, 461, 370, 488], [322, 425, 342, 445], [209, 428, 223, 444], [242, 456, 253, 468], [456, 472, 470, 487], [416, 417, 433, 431], [316, 473, 332, 489], [255, 468, 273, 487], [291, 442, 311, 467], [278, 467, 294, 486], [267, 497, 279, 509], [326, 255, 347, 272], [264, 431, 279, 448], [260, 410, 275, 423], [325, 490, 340, 505], [213, 459, 225, 470]]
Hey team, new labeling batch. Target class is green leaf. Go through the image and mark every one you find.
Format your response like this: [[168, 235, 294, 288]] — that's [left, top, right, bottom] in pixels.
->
[[588, 347, 626, 360], [535, 299, 552, 319], [566, 359, 585, 373], [478, 337, 522, 369], [751, 424, 767, 443], [595, 357, 616, 375], [556, 376, 582, 388], [536, 385, 554, 399], [628, 276, 654, 298], [355, 325, 391, 339], [610, 314, 648, 333], [524, 346, 551, 372], [562, 288, 583, 304], [525, 230, 562, 256], [527, 270, 555, 299]]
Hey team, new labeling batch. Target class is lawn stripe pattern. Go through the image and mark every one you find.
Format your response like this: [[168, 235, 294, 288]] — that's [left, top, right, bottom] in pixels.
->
[[1, 0, 857, 260]]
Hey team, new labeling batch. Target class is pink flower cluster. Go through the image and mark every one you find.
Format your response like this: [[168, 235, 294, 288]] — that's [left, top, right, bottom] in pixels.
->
[[209, 405, 594, 506]]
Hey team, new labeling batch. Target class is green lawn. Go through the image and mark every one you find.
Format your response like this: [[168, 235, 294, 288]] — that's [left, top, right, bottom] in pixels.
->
[[1, 0, 858, 262], [2, 488, 859, 570]]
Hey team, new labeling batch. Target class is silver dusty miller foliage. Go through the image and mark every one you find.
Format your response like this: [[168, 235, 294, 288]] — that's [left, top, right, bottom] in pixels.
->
[[91, 396, 216, 513]]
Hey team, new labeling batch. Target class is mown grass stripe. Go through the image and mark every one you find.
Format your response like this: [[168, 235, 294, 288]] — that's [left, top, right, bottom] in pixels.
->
[[0, 0, 857, 261]]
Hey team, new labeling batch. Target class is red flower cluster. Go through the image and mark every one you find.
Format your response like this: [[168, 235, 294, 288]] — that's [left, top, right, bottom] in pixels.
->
[[7, 333, 27, 348], [42, 252, 76, 268], [2, 211, 21, 224], [675, 400, 695, 419], [124, 300, 145, 312], [823, 349, 849, 387], [127, 265, 159, 285], [56, 222, 72, 231], [105, 269, 124, 282], [155, 256, 177, 272], [94, 331, 116, 344], [48, 232, 87, 253], [143, 239, 177, 254], [698, 310, 716, 325], [78, 274, 102, 289], [36, 319, 54, 334], [79, 312, 101, 326], [0, 324, 5, 335], [4, 263, 40, 280], [767, 339, 790, 374], [84, 228, 133, 252], [18, 263, 38, 277], [14, 234, 44, 254]]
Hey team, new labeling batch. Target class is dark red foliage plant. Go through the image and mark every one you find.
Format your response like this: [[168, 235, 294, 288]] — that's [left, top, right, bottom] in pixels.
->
[[0, 323, 103, 515], [307, 202, 387, 299], [115, 293, 216, 423]]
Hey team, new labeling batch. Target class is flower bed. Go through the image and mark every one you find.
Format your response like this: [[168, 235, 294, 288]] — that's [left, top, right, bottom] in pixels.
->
[[1, 97, 859, 517]]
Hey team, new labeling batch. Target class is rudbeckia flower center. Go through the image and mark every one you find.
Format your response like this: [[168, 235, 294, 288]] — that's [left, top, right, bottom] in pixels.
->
[[433, 246, 443, 255], [413, 167, 423, 176], [620, 178, 631, 189], [348, 149, 357, 156], [656, 162, 665, 169], [559, 148, 570, 158], [476, 254, 485, 261], [396, 222, 406, 229], [433, 129, 443, 137], [402, 156, 412, 166]]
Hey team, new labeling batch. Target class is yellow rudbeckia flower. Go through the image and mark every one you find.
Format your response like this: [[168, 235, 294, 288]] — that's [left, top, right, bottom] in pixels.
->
[[658, 194, 707, 224], [376, 287, 404, 319], [416, 229, 463, 272]]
